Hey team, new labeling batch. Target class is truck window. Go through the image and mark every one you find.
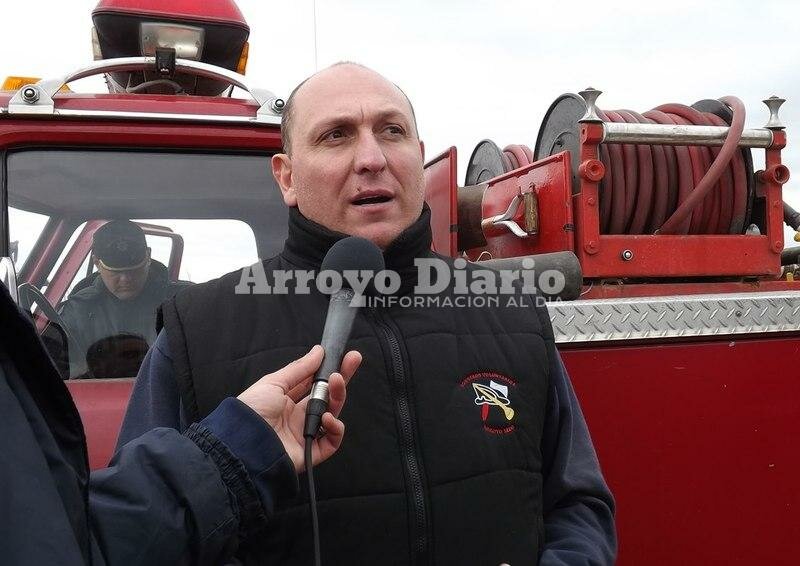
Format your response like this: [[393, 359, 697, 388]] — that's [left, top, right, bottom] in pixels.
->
[[47, 221, 90, 297], [5, 148, 285, 379], [8, 207, 49, 268], [139, 219, 258, 282]]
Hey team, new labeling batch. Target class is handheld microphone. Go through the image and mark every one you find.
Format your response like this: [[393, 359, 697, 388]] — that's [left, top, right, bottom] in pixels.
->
[[303, 236, 384, 438]]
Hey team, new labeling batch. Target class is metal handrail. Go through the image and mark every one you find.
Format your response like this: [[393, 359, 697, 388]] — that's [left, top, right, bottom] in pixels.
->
[[577, 87, 782, 149], [6, 57, 284, 123], [601, 121, 773, 148]]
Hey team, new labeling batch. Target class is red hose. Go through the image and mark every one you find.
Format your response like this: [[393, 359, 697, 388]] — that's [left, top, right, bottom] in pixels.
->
[[643, 109, 691, 234], [655, 111, 708, 233], [704, 112, 747, 233], [597, 109, 629, 234], [657, 104, 724, 233], [658, 97, 745, 234], [593, 97, 747, 235], [504, 148, 519, 170], [605, 109, 639, 231], [636, 111, 669, 233], [503, 144, 534, 170], [702, 114, 734, 234], [617, 110, 654, 234]]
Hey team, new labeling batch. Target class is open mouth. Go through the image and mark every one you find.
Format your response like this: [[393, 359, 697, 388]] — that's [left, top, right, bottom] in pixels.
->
[[353, 195, 392, 206]]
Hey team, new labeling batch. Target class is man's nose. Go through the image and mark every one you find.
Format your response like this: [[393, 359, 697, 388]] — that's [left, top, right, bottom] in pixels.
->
[[353, 132, 387, 174]]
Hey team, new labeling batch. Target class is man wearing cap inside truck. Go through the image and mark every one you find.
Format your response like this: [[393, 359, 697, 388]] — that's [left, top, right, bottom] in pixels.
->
[[59, 220, 189, 378]]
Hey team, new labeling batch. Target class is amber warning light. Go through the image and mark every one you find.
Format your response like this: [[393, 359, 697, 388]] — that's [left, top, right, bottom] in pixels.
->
[[2, 76, 71, 93]]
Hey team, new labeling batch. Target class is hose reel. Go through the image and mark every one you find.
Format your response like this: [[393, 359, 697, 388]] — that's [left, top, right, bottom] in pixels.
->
[[533, 94, 757, 235], [459, 90, 788, 279]]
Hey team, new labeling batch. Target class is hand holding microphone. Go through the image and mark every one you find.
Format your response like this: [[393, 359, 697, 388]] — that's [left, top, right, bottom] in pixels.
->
[[237, 345, 362, 473], [240, 236, 383, 474]]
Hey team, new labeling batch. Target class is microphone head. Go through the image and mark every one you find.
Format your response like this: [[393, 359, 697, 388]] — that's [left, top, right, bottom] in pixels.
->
[[321, 237, 385, 289]]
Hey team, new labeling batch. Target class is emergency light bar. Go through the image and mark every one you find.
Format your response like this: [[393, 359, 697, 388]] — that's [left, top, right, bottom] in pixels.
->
[[92, 0, 250, 95]]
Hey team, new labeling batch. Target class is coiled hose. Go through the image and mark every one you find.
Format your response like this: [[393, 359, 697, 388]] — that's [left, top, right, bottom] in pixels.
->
[[595, 97, 747, 235]]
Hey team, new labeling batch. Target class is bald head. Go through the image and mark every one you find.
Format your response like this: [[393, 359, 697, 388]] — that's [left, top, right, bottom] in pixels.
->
[[280, 62, 418, 155], [270, 61, 426, 248]]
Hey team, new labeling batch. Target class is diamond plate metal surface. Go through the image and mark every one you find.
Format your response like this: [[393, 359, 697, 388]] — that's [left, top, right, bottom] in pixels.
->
[[547, 291, 800, 343]]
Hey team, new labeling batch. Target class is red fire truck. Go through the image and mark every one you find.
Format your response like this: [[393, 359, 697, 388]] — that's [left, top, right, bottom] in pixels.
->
[[1, 1, 798, 564]]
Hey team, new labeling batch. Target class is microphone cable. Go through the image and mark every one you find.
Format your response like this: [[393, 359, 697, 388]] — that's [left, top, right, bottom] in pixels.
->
[[304, 360, 332, 566], [305, 437, 322, 566], [304, 388, 328, 566]]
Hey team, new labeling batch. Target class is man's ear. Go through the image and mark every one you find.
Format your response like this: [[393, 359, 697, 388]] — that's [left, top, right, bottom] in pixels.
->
[[419, 140, 425, 161], [271, 153, 297, 207]]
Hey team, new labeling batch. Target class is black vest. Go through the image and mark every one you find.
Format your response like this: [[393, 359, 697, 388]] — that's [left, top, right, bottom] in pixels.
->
[[162, 208, 553, 565]]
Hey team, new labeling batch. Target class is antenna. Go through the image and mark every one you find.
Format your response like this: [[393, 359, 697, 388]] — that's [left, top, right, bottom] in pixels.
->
[[312, 0, 319, 71]]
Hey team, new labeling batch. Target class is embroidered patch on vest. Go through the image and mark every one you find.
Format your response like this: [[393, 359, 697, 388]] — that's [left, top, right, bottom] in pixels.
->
[[459, 372, 517, 434]]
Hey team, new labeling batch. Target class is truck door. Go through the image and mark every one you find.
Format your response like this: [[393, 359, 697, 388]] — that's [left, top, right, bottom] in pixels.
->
[[4, 146, 280, 468]]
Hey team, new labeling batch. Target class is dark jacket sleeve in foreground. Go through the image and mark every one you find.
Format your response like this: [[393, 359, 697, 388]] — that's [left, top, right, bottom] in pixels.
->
[[91, 397, 297, 566], [540, 349, 617, 565]]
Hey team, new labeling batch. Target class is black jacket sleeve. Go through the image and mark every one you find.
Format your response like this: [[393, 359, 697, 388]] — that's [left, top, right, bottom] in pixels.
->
[[540, 350, 617, 565]]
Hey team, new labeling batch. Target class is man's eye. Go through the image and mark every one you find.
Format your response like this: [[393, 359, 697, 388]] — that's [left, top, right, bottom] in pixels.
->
[[323, 129, 345, 141], [385, 125, 405, 135]]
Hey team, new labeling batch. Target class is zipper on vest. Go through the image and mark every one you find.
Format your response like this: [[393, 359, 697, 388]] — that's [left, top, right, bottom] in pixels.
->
[[370, 307, 431, 565]]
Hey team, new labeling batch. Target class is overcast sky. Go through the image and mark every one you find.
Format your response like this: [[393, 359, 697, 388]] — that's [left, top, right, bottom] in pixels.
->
[[2, 0, 799, 266]]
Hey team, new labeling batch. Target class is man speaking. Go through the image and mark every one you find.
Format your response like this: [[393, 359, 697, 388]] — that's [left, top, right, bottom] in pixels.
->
[[119, 62, 616, 565]]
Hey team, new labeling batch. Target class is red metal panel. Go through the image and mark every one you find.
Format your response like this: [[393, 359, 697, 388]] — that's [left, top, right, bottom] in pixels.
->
[[469, 151, 574, 259], [423, 147, 458, 257], [580, 234, 781, 278], [575, 123, 603, 260], [0, 119, 282, 151], [561, 336, 800, 565], [66, 379, 134, 469]]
